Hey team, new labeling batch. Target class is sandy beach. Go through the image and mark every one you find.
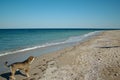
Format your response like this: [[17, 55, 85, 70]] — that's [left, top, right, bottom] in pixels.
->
[[0, 30, 120, 80]]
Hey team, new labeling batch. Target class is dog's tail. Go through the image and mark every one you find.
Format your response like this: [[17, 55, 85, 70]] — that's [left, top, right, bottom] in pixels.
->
[[4, 61, 10, 68]]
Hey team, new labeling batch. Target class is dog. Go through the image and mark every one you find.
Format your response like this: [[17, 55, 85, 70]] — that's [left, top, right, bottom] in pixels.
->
[[5, 56, 35, 80]]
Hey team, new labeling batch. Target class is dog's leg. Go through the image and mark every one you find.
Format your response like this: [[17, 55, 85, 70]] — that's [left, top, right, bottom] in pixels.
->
[[25, 69, 30, 77], [10, 76, 15, 80], [10, 68, 16, 80]]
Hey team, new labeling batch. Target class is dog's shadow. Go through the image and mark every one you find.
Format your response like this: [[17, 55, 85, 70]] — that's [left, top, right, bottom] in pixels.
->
[[0, 71, 26, 80]]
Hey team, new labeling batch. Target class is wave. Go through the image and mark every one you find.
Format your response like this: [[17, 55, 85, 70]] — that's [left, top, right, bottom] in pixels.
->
[[65, 31, 101, 43], [0, 31, 102, 57]]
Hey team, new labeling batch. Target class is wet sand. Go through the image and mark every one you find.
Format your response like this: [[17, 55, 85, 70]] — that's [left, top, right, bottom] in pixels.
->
[[0, 30, 120, 80]]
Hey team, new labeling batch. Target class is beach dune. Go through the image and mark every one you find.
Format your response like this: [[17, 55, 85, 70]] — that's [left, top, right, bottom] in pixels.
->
[[0, 30, 120, 80]]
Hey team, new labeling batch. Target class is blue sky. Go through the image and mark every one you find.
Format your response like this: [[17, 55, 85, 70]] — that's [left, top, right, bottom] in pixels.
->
[[0, 0, 120, 29]]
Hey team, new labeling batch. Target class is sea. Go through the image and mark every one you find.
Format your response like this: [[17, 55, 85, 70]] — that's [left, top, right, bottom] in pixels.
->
[[0, 29, 102, 57], [0, 29, 104, 73], [0, 29, 104, 57]]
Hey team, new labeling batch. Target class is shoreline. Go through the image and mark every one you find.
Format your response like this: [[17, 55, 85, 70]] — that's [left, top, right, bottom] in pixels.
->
[[0, 30, 102, 74], [0, 30, 101, 57], [0, 30, 120, 80]]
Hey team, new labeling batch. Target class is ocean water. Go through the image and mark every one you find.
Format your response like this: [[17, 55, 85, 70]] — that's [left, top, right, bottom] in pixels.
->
[[0, 29, 102, 57]]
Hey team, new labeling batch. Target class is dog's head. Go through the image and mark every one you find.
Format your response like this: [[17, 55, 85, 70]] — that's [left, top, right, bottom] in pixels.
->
[[28, 56, 35, 64]]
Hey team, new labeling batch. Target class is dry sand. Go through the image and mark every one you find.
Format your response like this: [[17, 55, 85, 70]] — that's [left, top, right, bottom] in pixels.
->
[[0, 30, 120, 80]]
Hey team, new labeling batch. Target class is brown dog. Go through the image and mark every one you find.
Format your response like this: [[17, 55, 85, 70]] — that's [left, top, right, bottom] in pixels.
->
[[5, 56, 35, 80]]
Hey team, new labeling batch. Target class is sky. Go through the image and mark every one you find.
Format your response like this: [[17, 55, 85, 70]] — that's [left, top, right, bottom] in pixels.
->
[[0, 0, 120, 29]]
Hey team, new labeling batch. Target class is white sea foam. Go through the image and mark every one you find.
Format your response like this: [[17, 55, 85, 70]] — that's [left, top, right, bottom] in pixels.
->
[[65, 31, 101, 43], [0, 31, 102, 57]]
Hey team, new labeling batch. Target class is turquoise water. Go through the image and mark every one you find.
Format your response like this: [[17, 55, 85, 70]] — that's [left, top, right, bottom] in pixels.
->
[[0, 29, 102, 56]]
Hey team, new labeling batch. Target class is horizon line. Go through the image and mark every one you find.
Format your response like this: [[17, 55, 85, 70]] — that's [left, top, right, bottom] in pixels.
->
[[0, 28, 120, 30]]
